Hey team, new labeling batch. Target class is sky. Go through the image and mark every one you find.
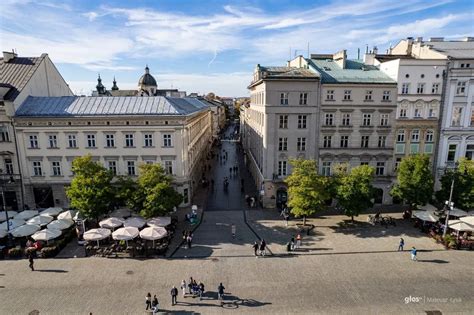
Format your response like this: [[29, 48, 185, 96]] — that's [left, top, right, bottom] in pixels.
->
[[1, 0, 473, 97]]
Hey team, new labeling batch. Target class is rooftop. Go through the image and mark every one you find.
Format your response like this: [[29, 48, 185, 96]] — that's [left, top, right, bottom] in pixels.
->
[[421, 40, 474, 59], [15, 96, 210, 117], [0, 53, 47, 101], [308, 58, 396, 84], [260, 66, 319, 79]]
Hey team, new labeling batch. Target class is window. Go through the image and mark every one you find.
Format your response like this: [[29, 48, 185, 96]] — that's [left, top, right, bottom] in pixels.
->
[[432, 83, 440, 94], [340, 135, 349, 148], [0, 126, 10, 142], [323, 136, 332, 148], [86, 134, 96, 148], [183, 188, 189, 204], [411, 129, 420, 142], [425, 130, 434, 142], [5, 159, 13, 174], [342, 113, 351, 126], [378, 136, 386, 148], [376, 162, 385, 176], [361, 135, 369, 148], [32, 161, 42, 176], [466, 145, 474, 160], [127, 161, 136, 175], [278, 160, 287, 176], [125, 134, 134, 147], [326, 90, 334, 100], [456, 81, 466, 95], [108, 161, 117, 175], [164, 161, 173, 175], [105, 134, 115, 148], [399, 108, 407, 118], [451, 107, 463, 126], [29, 135, 39, 148], [144, 134, 153, 147], [414, 108, 421, 118], [397, 130, 405, 142], [343, 90, 351, 100], [279, 115, 288, 129], [382, 91, 390, 101], [429, 108, 436, 118], [325, 113, 334, 126], [67, 134, 77, 148], [395, 158, 402, 171], [401, 83, 410, 94], [360, 162, 369, 166], [380, 114, 389, 126], [163, 134, 172, 147], [297, 115, 307, 129], [365, 90, 373, 101], [280, 93, 289, 105], [278, 137, 288, 151], [417, 83, 425, 94], [51, 161, 61, 176], [447, 144, 457, 162], [48, 135, 58, 148], [362, 114, 371, 126], [299, 93, 308, 105], [297, 137, 306, 151], [321, 162, 331, 176]]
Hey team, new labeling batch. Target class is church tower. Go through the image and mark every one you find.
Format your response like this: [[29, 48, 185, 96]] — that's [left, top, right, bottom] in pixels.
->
[[138, 65, 157, 95]]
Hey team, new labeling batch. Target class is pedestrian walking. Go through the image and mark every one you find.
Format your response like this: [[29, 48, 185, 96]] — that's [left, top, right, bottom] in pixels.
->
[[290, 237, 295, 251], [295, 234, 302, 249], [151, 295, 159, 314], [28, 253, 34, 271], [411, 247, 417, 261], [186, 234, 192, 249], [218, 283, 225, 305], [199, 282, 205, 300], [250, 197, 255, 208], [252, 241, 259, 257], [188, 277, 194, 294], [231, 223, 236, 238], [181, 280, 187, 297], [145, 292, 152, 310], [259, 239, 266, 256], [398, 238, 405, 251], [171, 286, 178, 305]]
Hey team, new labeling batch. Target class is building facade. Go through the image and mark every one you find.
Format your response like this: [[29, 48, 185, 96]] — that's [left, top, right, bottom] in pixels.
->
[[0, 51, 73, 211], [13, 96, 212, 209]]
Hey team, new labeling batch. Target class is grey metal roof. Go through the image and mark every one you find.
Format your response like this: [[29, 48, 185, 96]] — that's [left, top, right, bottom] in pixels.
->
[[0, 54, 47, 101], [15, 96, 210, 117], [309, 59, 396, 84], [260, 66, 319, 79], [422, 41, 474, 59]]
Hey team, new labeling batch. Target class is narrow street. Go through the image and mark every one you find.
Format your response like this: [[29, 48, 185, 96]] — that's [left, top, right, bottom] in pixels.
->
[[173, 124, 262, 258]]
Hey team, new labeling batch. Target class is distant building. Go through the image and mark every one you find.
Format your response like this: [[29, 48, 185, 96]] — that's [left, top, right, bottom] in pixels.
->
[[0, 51, 73, 210]]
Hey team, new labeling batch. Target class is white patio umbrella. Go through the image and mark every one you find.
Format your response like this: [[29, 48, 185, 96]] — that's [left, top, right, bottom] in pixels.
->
[[0, 211, 18, 222], [460, 216, 474, 225], [124, 217, 146, 228], [412, 210, 439, 222], [10, 224, 40, 238], [47, 219, 74, 230], [99, 217, 124, 229], [110, 208, 132, 218], [83, 228, 111, 246], [139, 226, 167, 247], [448, 220, 474, 232], [31, 228, 62, 241], [73, 211, 84, 221], [27, 215, 53, 227], [58, 210, 76, 220], [41, 207, 63, 217], [448, 208, 468, 217], [112, 227, 139, 246], [147, 217, 171, 227], [0, 218, 25, 230], [419, 204, 437, 212], [14, 210, 39, 220], [0, 228, 7, 238]]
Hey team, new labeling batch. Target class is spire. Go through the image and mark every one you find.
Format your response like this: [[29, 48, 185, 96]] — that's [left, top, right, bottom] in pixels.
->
[[96, 73, 105, 94], [111, 76, 119, 90], [145, 65, 149, 74]]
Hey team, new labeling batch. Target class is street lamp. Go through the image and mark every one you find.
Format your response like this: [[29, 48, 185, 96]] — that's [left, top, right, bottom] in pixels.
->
[[0, 170, 15, 246], [442, 162, 458, 238]]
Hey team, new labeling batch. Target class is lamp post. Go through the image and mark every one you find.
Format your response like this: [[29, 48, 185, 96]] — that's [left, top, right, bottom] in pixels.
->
[[442, 162, 457, 238], [0, 170, 15, 246]]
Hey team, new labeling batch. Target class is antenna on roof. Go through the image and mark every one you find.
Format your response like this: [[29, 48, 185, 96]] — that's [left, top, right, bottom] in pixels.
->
[[365, 45, 369, 54], [307, 42, 310, 59], [357, 48, 360, 60], [289, 47, 292, 60]]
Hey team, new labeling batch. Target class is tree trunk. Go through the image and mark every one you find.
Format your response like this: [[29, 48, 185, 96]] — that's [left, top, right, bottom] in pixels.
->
[[303, 216, 307, 226], [351, 215, 354, 223]]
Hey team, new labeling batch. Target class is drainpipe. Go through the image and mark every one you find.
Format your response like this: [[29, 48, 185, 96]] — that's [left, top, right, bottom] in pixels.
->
[[11, 120, 25, 210]]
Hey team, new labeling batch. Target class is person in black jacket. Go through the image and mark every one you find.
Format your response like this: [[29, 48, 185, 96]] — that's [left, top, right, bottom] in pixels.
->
[[170, 286, 178, 305], [218, 283, 225, 304]]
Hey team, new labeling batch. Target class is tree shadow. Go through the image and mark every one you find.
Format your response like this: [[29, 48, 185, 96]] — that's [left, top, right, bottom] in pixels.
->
[[154, 309, 201, 314], [35, 269, 68, 273], [175, 291, 271, 310], [418, 259, 449, 264]]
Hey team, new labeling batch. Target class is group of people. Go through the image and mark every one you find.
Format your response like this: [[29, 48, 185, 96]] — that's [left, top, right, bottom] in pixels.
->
[[182, 230, 193, 249], [252, 239, 267, 256], [289, 234, 302, 251], [229, 164, 239, 176], [145, 293, 160, 314], [398, 237, 418, 261], [180, 277, 206, 300]]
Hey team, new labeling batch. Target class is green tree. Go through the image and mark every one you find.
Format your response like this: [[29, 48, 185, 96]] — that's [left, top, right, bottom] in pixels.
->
[[335, 165, 375, 222], [285, 159, 330, 225], [436, 158, 474, 210], [66, 155, 113, 221], [114, 176, 138, 210], [391, 154, 434, 209], [135, 164, 183, 218]]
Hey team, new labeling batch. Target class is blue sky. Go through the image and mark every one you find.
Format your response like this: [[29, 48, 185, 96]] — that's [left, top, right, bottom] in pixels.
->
[[1, 0, 473, 96]]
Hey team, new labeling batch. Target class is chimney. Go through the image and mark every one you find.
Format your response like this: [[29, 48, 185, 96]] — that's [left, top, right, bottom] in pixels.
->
[[2, 50, 17, 63], [429, 37, 444, 42], [373, 46, 378, 55], [333, 49, 347, 69], [416, 37, 423, 42], [463, 37, 474, 42], [406, 37, 414, 55]]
